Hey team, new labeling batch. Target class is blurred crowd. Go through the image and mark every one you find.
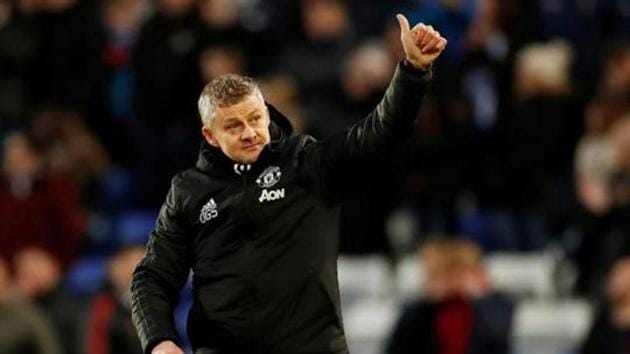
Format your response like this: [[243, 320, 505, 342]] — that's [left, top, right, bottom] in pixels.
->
[[0, 0, 629, 353]]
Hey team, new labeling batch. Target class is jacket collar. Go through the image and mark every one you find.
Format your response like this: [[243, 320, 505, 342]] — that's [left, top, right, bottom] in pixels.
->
[[195, 103, 293, 176]]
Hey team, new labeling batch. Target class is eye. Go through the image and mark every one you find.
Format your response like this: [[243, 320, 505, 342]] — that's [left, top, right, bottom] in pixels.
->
[[225, 123, 242, 134]]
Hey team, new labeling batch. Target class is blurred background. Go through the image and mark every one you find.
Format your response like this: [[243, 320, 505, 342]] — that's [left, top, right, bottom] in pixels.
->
[[0, 0, 629, 353]]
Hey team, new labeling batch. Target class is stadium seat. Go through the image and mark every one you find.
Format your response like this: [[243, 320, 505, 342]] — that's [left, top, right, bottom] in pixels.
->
[[342, 298, 400, 354], [512, 298, 593, 354], [65, 255, 108, 297], [485, 252, 556, 298], [337, 255, 394, 309], [101, 167, 134, 208], [393, 255, 423, 302], [86, 212, 116, 254], [115, 209, 158, 247]]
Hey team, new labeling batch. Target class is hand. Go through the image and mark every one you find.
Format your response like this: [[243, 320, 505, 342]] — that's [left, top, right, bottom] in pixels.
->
[[396, 14, 448, 71], [152, 340, 184, 354]]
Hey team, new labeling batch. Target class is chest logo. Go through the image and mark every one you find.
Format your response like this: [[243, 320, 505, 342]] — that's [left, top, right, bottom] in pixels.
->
[[259, 188, 285, 203], [256, 166, 282, 188], [199, 198, 219, 224]]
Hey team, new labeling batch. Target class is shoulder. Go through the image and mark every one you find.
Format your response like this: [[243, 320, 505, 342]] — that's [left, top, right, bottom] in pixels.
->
[[288, 135, 320, 159], [168, 168, 225, 213], [282, 134, 318, 151], [274, 135, 319, 165], [473, 292, 515, 329], [397, 299, 433, 322], [477, 292, 515, 310]]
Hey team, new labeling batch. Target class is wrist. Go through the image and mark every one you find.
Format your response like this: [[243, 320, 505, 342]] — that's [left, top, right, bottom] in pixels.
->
[[403, 59, 431, 73]]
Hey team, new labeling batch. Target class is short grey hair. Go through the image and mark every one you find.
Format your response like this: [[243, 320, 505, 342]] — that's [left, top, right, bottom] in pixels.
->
[[198, 74, 264, 128]]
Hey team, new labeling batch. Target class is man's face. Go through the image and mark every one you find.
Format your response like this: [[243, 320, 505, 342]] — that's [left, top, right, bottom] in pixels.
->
[[202, 93, 271, 164]]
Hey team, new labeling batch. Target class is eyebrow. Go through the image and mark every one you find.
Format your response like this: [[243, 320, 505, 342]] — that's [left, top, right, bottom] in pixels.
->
[[224, 109, 261, 123], [223, 118, 240, 125], [246, 109, 261, 117]]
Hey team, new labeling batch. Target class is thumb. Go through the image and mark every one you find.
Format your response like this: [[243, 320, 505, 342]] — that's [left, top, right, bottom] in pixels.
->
[[396, 14, 410, 35]]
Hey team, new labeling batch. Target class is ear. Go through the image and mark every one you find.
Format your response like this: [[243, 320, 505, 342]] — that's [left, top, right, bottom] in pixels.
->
[[201, 126, 219, 147]]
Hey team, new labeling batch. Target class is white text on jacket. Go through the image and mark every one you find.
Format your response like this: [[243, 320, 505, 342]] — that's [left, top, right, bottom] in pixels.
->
[[259, 188, 285, 203]]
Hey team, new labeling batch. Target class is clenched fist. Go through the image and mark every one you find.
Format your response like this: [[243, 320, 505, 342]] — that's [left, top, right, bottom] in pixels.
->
[[152, 340, 184, 354], [396, 14, 448, 71]]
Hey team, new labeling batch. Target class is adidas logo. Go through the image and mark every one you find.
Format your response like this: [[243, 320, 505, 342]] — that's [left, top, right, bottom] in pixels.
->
[[200, 198, 219, 224]]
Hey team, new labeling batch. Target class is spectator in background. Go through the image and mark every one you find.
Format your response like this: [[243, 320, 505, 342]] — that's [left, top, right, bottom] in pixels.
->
[[0, 0, 38, 131], [337, 39, 402, 255], [28, 0, 102, 113], [571, 46, 630, 296], [197, 0, 252, 55], [132, 0, 202, 206], [84, 245, 144, 354], [599, 45, 630, 101], [14, 248, 81, 354], [257, 75, 304, 134], [87, 0, 149, 166], [387, 238, 513, 354], [198, 44, 246, 83], [488, 39, 582, 250], [30, 108, 110, 204], [0, 256, 62, 354], [573, 113, 630, 298], [573, 84, 630, 219], [198, 0, 239, 34], [457, 0, 519, 216], [281, 0, 353, 138], [531, 0, 627, 91], [0, 132, 85, 270], [581, 257, 630, 354], [574, 110, 616, 218], [342, 40, 395, 118]]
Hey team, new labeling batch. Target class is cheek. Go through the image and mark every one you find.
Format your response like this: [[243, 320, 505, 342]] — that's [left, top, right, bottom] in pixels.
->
[[260, 128, 271, 142], [225, 137, 241, 151]]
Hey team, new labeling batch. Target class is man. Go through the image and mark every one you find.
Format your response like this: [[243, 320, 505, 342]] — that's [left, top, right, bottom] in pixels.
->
[[131, 14, 447, 354]]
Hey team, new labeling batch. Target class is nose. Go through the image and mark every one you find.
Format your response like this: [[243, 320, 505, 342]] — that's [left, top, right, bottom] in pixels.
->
[[240, 124, 256, 141]]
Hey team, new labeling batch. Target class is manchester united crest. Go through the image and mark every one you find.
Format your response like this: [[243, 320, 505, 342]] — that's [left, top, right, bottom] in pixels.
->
[[256, 166, 282, 188]]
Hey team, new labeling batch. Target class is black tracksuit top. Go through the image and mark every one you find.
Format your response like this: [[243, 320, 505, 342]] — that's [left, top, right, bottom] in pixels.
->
[[131, 61, 432, 354]]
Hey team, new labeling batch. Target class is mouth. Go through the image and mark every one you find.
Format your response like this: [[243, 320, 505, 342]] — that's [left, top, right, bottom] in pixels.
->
[[242, 143, 262, 152]]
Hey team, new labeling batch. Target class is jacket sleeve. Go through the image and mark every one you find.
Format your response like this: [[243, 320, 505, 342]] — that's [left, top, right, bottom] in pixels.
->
[[131, 179, 192, 354], [304, 60, 431, 193]]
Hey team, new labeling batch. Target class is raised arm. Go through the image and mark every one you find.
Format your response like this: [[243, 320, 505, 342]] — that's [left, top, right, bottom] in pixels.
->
[[305, 15, 447, 191], [131, 180, 191, 354]]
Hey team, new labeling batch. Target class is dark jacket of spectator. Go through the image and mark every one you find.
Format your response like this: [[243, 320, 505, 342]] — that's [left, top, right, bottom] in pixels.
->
[[387, 293, 513, 354], [581, 303, 630, 354], [0, 298, 62, 354]]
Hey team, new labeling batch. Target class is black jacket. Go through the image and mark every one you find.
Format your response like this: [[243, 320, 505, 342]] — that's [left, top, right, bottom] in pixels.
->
[[131, 61, 431, 354]]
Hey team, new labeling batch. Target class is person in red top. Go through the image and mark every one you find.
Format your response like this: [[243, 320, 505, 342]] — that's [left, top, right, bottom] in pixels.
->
[[0, 132, 85, 271], [387, 238, 514, 354], [85, 245, 145, 354]]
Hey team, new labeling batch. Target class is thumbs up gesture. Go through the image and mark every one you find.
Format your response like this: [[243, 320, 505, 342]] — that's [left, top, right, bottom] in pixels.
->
[[396, 14, 448, 71]]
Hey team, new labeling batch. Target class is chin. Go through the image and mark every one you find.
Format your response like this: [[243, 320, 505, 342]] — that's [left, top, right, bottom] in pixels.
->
[[238, 153, 261, 164]]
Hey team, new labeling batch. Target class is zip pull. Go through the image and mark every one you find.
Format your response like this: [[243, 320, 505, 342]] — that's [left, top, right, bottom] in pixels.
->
[[233, 163, 252, 175]]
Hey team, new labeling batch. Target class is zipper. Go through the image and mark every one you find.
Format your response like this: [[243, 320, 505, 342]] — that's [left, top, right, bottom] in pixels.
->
[[239, 172, 266, 353]]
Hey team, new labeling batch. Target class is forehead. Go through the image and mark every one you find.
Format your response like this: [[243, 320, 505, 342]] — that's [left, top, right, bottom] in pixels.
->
[[215, 94, 265, 122]]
